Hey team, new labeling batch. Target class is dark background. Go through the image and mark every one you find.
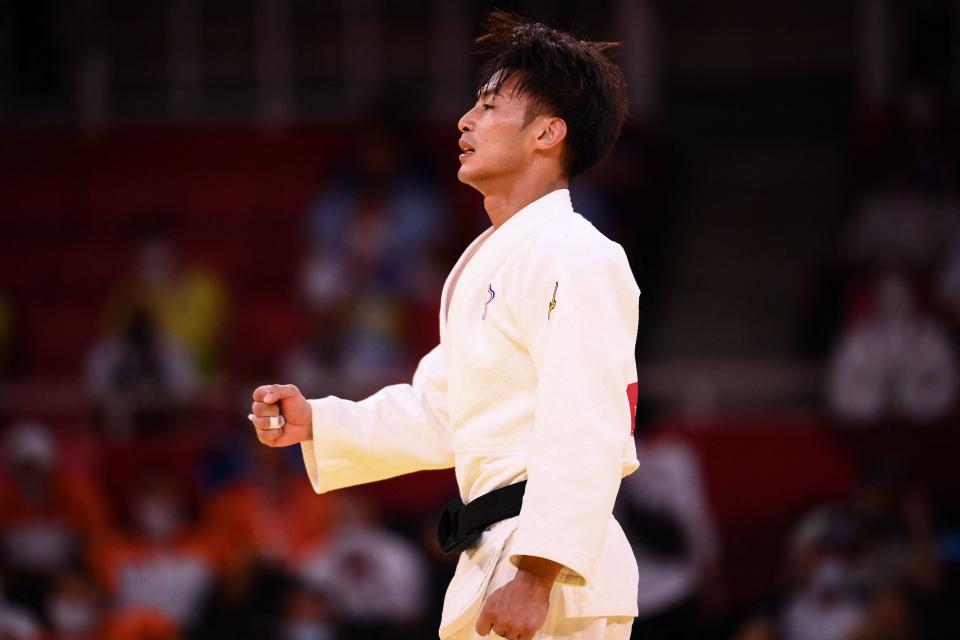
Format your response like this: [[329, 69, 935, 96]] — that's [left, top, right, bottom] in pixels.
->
[[0, 1, 958, 639]]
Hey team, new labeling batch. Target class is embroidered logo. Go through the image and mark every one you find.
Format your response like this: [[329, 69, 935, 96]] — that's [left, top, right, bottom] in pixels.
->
[[547, 281, 558, 320], [482, 284, 495, 319]]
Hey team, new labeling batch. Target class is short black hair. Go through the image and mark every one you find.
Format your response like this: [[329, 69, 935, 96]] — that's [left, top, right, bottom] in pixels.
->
[[475, 10, 629, 179]]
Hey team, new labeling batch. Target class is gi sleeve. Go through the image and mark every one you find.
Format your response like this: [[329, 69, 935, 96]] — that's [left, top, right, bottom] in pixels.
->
[[508, 238, 640, 585], [300, 344, 453, 493]]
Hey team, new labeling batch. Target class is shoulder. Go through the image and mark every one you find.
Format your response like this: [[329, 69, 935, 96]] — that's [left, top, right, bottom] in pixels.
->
[[514, 213, 633, 283], [533, 211, 614, 251]]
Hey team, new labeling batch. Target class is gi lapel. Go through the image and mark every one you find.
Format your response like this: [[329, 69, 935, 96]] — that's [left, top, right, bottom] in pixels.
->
[[443, 189, 574, 340], [439, 226, 496, 344]]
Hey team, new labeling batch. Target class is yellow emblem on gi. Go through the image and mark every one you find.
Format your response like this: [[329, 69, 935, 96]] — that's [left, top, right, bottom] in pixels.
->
[[548, 281, 558, 320]]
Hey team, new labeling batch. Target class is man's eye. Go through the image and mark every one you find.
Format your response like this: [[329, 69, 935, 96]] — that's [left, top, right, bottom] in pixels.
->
[[482, 103, 494, 110]]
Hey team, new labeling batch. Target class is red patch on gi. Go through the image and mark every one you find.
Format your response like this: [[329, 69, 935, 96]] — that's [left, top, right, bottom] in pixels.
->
[[626, 382, 638, 436]]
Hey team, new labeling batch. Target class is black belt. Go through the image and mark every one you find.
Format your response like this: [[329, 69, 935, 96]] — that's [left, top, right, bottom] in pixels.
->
[[437, 481, 526, 555]]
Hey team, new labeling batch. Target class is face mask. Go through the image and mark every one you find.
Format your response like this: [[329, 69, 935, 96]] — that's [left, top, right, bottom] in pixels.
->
[[50, 597, 98, 633], [135, 499, 181, 541], [808, 558, 854, 599], [282, 622, 334, 640]]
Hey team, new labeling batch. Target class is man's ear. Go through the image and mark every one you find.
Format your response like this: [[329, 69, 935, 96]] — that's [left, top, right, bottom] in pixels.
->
[[534, 116, 567, 151]]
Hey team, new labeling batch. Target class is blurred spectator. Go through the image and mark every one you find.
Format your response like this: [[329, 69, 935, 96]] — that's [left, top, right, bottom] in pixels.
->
[[844, 183, 951, 274], [339, 292, 409, 389], [618, 439, 722, 640], [105, 230, 228, 379], [781, 458, 950, 640], [780, 507, 865, 640], [302, 125, 445, 305], [779, 557, 865, 640], [846, 585, 916, 640], [827, 272, 958, 423], [275, 582, 338, 640], [100, 609, 182, 640], [283, 291, 409, 400], [296, 123, 448, 393], [299, 496, 428, 638], [849, 461, 940, 592], [0, 421, 109, 618], [930, 214, 960, 326], [729, 616, 779, 640], [202, 444, 341, 571], [283, 308, 351, 400], [0, 574, 41, 640], [86, 306, 198, 437], [193, 445, 345, 638], [189, 555, 291, 640], [46, 569, 103, 639], [93, 471, 213, 629]]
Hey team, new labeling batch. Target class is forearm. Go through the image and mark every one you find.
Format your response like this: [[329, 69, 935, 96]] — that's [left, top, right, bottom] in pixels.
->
[[514, 555, 563, 590], [301, 387, 453, 493]]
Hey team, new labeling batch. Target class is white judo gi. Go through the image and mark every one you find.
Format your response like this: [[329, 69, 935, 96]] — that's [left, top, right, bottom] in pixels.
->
[[301, 188, 641, 639]]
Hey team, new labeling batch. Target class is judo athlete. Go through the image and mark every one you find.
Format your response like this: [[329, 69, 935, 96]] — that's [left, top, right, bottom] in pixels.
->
[[249, 11, 641, 640]]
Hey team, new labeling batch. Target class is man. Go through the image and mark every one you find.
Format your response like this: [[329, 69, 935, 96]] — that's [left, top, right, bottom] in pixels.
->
[[250, 11, 641, 640]]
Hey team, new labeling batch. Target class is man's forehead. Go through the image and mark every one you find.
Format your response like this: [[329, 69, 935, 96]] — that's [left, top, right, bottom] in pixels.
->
[[478, 69, 522, 99]]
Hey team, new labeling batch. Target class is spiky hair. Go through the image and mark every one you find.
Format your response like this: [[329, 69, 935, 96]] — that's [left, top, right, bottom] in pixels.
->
[[474, 10, 629, 178]]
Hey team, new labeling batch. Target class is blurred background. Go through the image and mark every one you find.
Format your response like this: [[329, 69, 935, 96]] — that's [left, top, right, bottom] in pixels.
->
[[1, 0, 959, 638]]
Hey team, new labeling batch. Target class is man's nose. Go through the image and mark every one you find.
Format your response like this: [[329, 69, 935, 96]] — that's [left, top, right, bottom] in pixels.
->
[[458, 108, 474, 133]]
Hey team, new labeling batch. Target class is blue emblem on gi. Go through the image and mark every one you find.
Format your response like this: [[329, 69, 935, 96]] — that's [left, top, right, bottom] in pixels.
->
[[482, 284, 495, 319]]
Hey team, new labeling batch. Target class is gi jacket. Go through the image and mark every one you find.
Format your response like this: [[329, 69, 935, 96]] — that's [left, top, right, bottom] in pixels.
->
[[301, 188, 641, 635]]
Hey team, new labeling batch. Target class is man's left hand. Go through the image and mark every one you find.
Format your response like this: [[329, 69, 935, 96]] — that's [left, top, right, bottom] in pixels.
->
[[475, 556, 562, 639]]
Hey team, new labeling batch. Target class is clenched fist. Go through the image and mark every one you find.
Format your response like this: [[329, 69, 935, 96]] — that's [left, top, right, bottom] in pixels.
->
[[475, 556, 562, 639], [249, 383, 312, 447]]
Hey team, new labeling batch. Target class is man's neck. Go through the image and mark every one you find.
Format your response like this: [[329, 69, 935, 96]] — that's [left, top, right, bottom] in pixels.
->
[[482, 174, 569, 228]]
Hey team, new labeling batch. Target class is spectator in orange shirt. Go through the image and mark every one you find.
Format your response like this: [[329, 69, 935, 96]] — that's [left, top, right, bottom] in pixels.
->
[[92, 470, 214, 631], [190, 445, 341, 638], [203, 444, 341, 572], [45, 569, 103, 640], [101, 609, 181, 640], [0, 421, 109, 618]]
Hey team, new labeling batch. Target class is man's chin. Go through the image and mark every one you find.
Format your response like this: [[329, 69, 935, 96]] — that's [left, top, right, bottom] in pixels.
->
[[457, 165, 478, 188]]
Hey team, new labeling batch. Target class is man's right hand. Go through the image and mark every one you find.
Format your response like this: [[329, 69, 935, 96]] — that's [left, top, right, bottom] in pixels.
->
[[250, 383, 312, 447]]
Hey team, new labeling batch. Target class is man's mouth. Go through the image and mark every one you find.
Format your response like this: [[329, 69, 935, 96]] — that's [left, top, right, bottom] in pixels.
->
[[458, 140, 475, 158]]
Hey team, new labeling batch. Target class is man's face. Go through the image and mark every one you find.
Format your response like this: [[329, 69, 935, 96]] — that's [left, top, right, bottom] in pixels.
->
[[456, 74, 538, 191]]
